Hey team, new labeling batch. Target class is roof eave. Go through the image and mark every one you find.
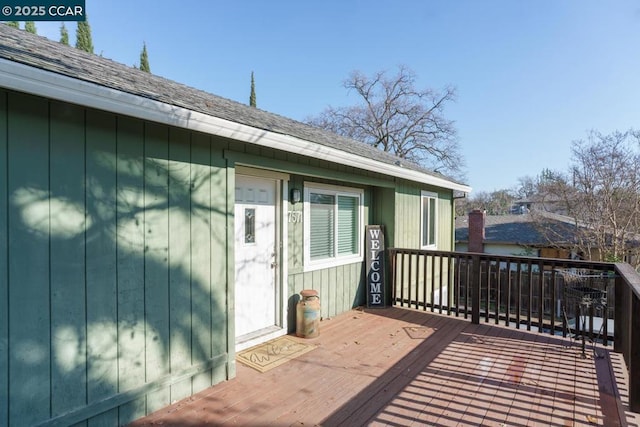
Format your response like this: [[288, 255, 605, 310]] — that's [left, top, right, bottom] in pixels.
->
[[0, 58, 471, 193]]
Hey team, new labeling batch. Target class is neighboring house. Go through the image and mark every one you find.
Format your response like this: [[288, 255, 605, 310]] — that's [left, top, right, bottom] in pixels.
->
[[0, 26, 470, 426], [457, 209, 640, 266], [511, 194, 568, 216], [455, 209, 578, 259]]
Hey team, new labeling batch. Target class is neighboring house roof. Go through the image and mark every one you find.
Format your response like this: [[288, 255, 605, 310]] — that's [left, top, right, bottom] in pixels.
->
[[0, 25, 470, 193], [455, 213, 578, 247], [511, 195, 568, 215]]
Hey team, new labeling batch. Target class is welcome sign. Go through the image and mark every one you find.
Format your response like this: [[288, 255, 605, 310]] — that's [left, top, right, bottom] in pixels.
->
[[365, 225, 385, 308]]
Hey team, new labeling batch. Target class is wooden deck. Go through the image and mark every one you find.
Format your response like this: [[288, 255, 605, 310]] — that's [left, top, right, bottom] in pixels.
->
[[129, 307, 639, 427]]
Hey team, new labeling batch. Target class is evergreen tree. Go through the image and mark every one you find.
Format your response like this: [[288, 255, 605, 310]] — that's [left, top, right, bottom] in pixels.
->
[[60, 23, 69, 45], [139, 42, 150, 73], [75, 17, 94, 53], [24, 21, 36, 34], [249, 71, 257, 107], [6, 21, 19, 29]]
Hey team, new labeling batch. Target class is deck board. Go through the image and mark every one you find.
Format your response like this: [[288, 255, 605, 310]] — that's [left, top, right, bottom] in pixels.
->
[[129, 307, 638, 427]]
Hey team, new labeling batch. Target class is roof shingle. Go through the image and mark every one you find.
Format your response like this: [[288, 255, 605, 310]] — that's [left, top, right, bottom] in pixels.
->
[[0, 24, 467, 188], [455, 213, 578, 246]]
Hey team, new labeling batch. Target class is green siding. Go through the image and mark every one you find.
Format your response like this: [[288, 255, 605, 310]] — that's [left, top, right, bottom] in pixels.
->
[[50, 101, 87, 418], [85, 109, 119, 427], [222, 120, 457, 345], [288, 261, 365, 327], [390, 181, 455, 307], [225, 165, 236, 378], [437, 193, 454, 251], [1, 86, 459, 425], [116, 117, 147, 424], [1, 91, 231, 426], [210, 148, 229, 383], [372, 187, 395, 246], [287, 174, 304, 272], [167, 128, 194, 403], [8, 92, 51, 425], [394, 181, 421, 248], [0, 88, 8, 427], [190, 133, 214, 392], [143, 122, 171, 414], [392, 180, 454, 251], [283, 179, 371, 329], [226, 150, 395, 189], [370, 186, 395, 306]]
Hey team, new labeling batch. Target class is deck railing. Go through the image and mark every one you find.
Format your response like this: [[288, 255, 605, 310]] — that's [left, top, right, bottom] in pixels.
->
[[388, 248, 640, 412]]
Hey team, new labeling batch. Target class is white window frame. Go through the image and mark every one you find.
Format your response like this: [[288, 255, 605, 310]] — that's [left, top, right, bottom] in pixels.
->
[[303, 182, 364, 271], [421, 190, 438, 249]]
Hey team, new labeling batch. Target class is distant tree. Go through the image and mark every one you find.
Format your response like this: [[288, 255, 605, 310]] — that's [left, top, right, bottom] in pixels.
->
[[456, 166, 570, 218], [455, 191, 489, 217], [24, 21, 36, 34], [249, 71, 256, 107], [489, 189, 517, 215], [59, 23, 69, 45], [307, 65, 463, 178], [515, 175, 538, 200], [540, 129, 640, 266], [540, 167, 561, 182], [139, 42, 150, 72], [6, 21, 19, 29], [455, 188, 517, 217], [515, 168, 565, 209], [75, 17, 93, 53]]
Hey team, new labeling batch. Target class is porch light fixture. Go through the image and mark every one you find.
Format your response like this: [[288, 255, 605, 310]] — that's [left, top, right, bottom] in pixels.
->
[[291, 188, 301, 204]]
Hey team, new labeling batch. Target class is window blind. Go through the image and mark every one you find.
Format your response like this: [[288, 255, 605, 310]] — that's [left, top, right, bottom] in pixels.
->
[[310, 193, 335, 259], [337, 195, 358, 255]]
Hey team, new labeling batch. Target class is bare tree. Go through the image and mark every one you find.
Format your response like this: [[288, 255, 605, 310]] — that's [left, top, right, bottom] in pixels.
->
[[516, 169, 560, 199], [307, 66, 464, 178], [455, 188, 517, 216], [540, 129, 640, 266], [516, 175, 539, 199]]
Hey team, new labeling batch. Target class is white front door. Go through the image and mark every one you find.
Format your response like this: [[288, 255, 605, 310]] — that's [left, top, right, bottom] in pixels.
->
[[234, 175, 278, 340]]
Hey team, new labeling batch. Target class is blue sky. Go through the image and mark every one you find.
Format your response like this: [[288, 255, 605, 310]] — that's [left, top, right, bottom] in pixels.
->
[[31, 1, 640, 194]]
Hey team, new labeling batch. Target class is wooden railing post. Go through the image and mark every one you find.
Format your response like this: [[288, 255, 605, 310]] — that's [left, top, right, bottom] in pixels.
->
[[389, 249, 396, 306], [389, 249, 625, 347], [471, 254, 480, 324], [631, 296, 640, 413], [613, 272, 625, 354], [614, 263, 640, 413]]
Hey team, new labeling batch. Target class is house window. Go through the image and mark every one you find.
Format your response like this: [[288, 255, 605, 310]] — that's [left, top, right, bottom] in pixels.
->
[[304, 183, 363, 270], [421, 191, 437, 248]]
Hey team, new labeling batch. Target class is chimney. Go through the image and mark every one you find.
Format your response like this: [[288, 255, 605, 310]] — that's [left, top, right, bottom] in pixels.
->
[[468, 209, 485, 253]]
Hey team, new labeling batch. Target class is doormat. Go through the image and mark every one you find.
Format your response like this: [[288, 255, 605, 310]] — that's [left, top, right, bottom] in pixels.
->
[[237, 336, 316, 373]]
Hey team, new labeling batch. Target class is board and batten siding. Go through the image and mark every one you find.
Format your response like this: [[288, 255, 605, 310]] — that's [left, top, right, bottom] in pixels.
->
[[0, 91, 231, 426], [285, 175, 369, 328], [0, 87, 8, 427], [223, 151, 382, 330], [288, 264, 364, 326], [391, 181, 455, 307], [284, 178, 455, 323], [436, 191, 454, 251], [393, 180, 454, 251]]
